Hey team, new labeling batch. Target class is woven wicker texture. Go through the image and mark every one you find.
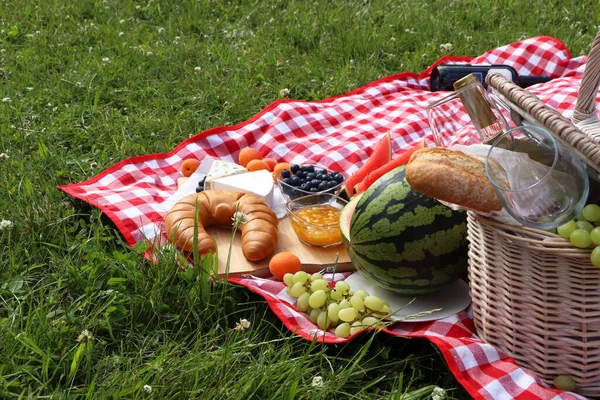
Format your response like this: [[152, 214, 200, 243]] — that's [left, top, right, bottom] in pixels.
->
[[467, 212, 600, 398], [469, 31, 600, 398]]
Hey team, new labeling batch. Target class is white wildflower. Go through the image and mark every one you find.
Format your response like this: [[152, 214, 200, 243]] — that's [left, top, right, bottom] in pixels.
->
[[146, 51, 153, 56], [135, 5, 141, 10], [102, 57, 111, 64], [232, 211, 248, 226], [2, 97, 11, 103], [311, 376, 324, 387], [175, 36, 180, 40], [432, 386, 447, 400], [234, 318, 251, 331], [0, 153, 8, 159], [439, 43, 454, 53], [77, 329, 92, 343], [269, 18, 275, 23], [390, 36, 396, 42], [279, 88, 290, 98], [466, 35, 472, 41], [0, 220, 13, 230], [119, 31, 124, 37], [35, 30, 40, 35], [119, 19, 125, 24], [194, 66, 202, 73], [158, 27, 165, 34], [89, 161, 98, 169], [143, 385, 152, 394]]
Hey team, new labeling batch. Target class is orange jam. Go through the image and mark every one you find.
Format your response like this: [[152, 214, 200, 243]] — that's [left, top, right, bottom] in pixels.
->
[[289, 204, 342, 247]]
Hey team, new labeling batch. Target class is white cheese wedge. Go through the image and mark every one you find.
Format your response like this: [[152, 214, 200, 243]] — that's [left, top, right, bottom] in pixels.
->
[[204, 160, 247, 189], [209, 169, 275, 206]]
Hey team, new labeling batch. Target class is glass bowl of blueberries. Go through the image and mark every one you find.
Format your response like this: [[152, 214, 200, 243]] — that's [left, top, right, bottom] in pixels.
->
[[277, 164, 345, 201]]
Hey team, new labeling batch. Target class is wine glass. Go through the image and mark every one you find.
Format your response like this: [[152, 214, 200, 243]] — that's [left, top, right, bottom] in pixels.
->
[[427, 81, 511, 147], [485, 125, 589, 229]]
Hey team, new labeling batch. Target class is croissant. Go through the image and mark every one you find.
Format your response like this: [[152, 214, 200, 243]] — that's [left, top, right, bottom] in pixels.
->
[[165, 190, 279, 261]]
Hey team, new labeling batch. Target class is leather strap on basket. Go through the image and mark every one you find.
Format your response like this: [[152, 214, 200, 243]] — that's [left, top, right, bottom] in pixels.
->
[[573, 29, 600, 124]]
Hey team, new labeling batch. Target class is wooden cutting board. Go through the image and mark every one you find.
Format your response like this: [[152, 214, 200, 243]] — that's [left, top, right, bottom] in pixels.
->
[[207, 216, 355, 278]]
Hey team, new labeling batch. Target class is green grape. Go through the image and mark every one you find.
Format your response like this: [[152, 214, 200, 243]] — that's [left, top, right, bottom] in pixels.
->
[[350, 320, 365, 335], [327, 303, 341, 323], [591, 227, 600, 245], [335, 323, 351, 338], [379, 304, 392, 315], [361, 316, 379, 327], [310, 279, 329, 292], [334, 281, 350, 295], [290, 282, 307, 297], [309, 308, 321, 324], [283, 273, 295, 287], [310, 272, 323, 282], [338, 307, 358, 322], [292, 271, 309, 284], [317, 311, 331, 330], [349, 294, 365, 312], [338, 299, 352, 309], [296, 292, 311, 312], [582, 204, 600, 222], [570, 229, 592, 248], [576, 220, 594, 232], [354, 289, 369, 299], [285, 287, 293, 297], [591, 246, 600, 268], [557, 220, 577, 239], [575, 212, 586, 221], [329, 288, 343, 301], [308, 290, 328, 309], [364, 295, 385, 312], [553, 375, 576, 391]]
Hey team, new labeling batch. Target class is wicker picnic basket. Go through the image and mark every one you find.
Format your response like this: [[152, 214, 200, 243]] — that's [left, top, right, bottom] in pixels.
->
[[467, 31, 600, 398]]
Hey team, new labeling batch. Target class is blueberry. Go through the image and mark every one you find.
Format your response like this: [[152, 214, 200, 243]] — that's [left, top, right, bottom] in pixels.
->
[[283, 177, 292, 185], [305, 165, 315, 173], [327, 180, 339, 189], [311, 179, 321, 186], [318, 168, 328, 175], [290, 164, 301, 173], [310, 187, 319, 192], [305, 172, 316, 180], [199, 176, 207, 185], [300, 182, 311, 191], [281, 169, 291, 178], [290, 176, 302, 186], [332, 173, 344, 183], [316, 173, 326, 180], [195, 186, 204, 193], [318, 181, 329, 191]]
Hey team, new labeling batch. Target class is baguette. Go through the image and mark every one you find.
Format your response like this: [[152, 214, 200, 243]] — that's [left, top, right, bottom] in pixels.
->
[[405, 147, 508, 213], [165, 190, 278, 261]]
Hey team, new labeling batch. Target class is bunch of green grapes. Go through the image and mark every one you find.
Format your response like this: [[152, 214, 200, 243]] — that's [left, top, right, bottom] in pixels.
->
[[556, 204, 600, 267], [283, 271, 391, 338]]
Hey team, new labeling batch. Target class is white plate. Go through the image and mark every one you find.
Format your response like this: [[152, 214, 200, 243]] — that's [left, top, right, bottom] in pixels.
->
[[343, 272, 471, 322]]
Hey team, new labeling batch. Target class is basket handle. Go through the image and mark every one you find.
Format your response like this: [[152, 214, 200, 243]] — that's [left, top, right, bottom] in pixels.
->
[[572, 29, 600, 124]]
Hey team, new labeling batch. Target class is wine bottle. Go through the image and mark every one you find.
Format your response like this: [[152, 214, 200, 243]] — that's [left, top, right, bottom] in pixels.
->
[[430, 65, 551, 92]]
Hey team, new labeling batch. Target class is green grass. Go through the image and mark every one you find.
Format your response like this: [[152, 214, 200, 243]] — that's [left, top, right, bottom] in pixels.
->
[[0, 0, 598, 398]]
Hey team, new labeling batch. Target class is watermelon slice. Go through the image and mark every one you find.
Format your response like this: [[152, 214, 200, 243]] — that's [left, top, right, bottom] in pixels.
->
[[354, 140, 426, 194], [340, 192, 363, 248], [339, 133, 392, 200]]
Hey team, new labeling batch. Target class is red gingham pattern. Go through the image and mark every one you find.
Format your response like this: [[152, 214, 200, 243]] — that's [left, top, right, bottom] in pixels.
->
[[58, 36, 595, 399]]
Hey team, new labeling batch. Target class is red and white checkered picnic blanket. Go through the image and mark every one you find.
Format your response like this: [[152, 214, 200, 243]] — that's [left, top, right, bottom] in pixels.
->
[[59, 36, 594, 400]]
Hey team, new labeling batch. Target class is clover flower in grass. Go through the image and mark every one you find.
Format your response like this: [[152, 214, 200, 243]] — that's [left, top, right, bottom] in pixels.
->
[[194, 66, 202, 73], [279, 88, 290, 98], [0, 220, 13, 230], [2, 97, 11, 103], [432, 387, 447, 400], [439, 43, 454, 53], [158, 27, 165, 34], [0, 152, 8, 159], [77, 329, 92, 343], [234, 318, 251, 331], [311, 376, 324, 387], [143, 385, 152, 394]]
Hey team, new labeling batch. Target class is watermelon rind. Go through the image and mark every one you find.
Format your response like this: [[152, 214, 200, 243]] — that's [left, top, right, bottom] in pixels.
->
[[344, 165, 468, 295]]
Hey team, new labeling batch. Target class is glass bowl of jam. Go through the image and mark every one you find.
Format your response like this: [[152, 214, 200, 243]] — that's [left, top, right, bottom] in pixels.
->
[[286, 193, 348, 247]]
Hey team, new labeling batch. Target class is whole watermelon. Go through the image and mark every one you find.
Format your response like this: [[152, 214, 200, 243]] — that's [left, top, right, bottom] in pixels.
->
[[340, 165, 468, 295]]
